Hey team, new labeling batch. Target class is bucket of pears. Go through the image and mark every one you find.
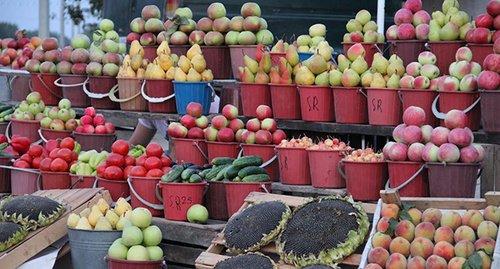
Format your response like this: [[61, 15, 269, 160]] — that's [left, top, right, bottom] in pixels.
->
[[53, 74, 91, 108]]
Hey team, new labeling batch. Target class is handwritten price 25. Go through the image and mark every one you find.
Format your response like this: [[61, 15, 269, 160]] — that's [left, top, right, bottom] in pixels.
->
[[169, 195, 193, 211]]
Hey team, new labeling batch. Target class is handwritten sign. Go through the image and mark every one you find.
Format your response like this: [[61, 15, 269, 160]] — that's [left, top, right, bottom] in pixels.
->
[[306, 96, 319, 112], [168, 195, 193, 211], [371, 98, 383, 113]]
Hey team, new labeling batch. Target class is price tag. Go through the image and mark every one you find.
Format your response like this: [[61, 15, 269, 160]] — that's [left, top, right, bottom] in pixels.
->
[[168, 195, 193, 211]]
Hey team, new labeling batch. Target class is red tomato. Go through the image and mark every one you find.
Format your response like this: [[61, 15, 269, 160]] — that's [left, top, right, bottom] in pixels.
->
[[161, 166, 173, 174], [123, 165, 134, 180], [144, 157, 162, 170], [39, 158, 53, 171], [106, 153, 125, 167], [57, 148, 73, 163], [104, 166, 124, 180], [32, 156, 43, 169], [71, 151, 79, 162], [19, 154, 32, 164], [124, 155, 136, 167], [146, 168, 164, 178], [45, 139, 60, 153], [160, 156, 171, 167], [28, 144, 43, 158], [13, 159, 30, 169], [50, 158, 69, 172], [96, 163, 107, 178], [60, 137, 75, 150], [49, 148, 60, 159], [130, 166, 147, 177], [111, 140, 130, 155], [146, 143, 163, 157], [136, 155, 147, 167]]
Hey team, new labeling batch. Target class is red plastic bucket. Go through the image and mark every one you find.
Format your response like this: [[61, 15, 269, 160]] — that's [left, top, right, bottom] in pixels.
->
[[219, 85, 242, 113], [366, 88, 402, 126], [240, 82, 272, 117], [225, 181, 272, 217], [10, 168, 40, 194], [41, 171, 70, 190], [298, 85, 335, 122], [400, 89, 439, 126], [172, 138, 208, 166], [0, 123, 6, 137], [467, 43, 493, 66], [206, 141, 240, 162], [434, 91, 481, 130], [170, 45, 190, 57], [10, 76, 30, 102], [204, 180, 228, 220], [30, 73, 62, 105], [96, 177, 129, 202], [387, 161, 429, 197], [110, 78, 148, 112], [128, 176, 163, 217], [55, 74, 91, 107], [158, 181, 206, 221], [142, 45, 158, 62], [388, 40, 427, 66], [342, 42, 385, 67], [69, 174, 96, 189], [306, 149, 347, 188], [105, 256, 165, 269], [332, 86, 368, 124], [428, 41, 466, 75], [0, 157, 13, 192], [270, 52, 286, 65], [85, 76, 120, 109], [426, 162, 481, 198], [341, 160, 387, 201], [143, 78, 176, 113], [73, 132, 116, 152], [276, 146, 311, 185], [11, 119, 41, 142], [479, 90, 500, 133], [241, 144, 279, 182], [39, 128, 72, 144], [270, 83, 301, 120], [201, 46, 231, 79], [229, 45, 258, 80]]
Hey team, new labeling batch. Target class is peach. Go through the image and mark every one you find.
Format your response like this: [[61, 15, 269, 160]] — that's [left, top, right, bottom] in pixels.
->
[[474, 237, 496, 253], [454, 240, 475, 258], [377, 217, 393, 235], [454, 225, 476, 243], [408, 208, 422, 226], [415, 222, 436, 241], [477, 220, 498, 239], [372, 232, 392, 250], [385, 253, 407, 269], [440, 211, 462, 231], [425, 255, 447, 269], [410, 237, 434, 259], [462, 210, 484, 230], [434, 226, 454, 244], [407, 256, 425, 269], [483, 205, 500, 225], [382, 204, 400, 220], [389, 237, 411, 257], [395, 220, 415, 242], [477, 251, 491, 269], [365, 264, 383, 269], [448, 257, 466, 269], [368, 247, 390, 268], [433, 241, 455, 261], [422, 208, 442, 228]]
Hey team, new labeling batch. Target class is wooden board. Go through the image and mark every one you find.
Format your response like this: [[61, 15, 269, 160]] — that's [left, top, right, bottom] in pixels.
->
[[271, 182, 346, 197], [0, 188, 112, 269], [152, 218, 225, 248]]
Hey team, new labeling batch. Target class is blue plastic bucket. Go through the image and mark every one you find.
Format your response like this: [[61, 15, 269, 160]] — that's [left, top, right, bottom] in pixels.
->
[[173, 81, 213, 115], [298, 52, 313, 62]]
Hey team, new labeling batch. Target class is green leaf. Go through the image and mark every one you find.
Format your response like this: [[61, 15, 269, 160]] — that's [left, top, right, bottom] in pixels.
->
[[399, 209, 412, 221], [0, 142, 9, 150], [382, 218, 398, 235], [165, 22, 179, 37], [401, 202, 415, 211], [464, 253, 483, 269], [178, 17, 190, 25]]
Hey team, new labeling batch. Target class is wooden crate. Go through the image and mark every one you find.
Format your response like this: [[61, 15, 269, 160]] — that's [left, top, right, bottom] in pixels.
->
[[195, 192, 378, 269], [0, 188, 112, 269]]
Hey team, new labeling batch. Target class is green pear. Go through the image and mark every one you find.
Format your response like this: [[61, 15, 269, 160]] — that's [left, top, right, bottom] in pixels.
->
[[370, 72, 386, 88], [361, 71, 374, 87], [259, 52, 271, 73], [371, 53, 389, 75], [341, 68, 360, 87], [459, 11, 469, 24], [351, 55, 368, 75], [440, 22, 459, 41], [387, 73, 400, 88], [329, 69, 342, 86], [295, 66, 315, 85], [429, 20, 442, 41], [387, 62, 405, 77], [442, 0, 460, 15], [317, 41, 333, 61], [308, 54, 327, 75], [244, 55, 258, 74], [448, 12, 464, 28], [376, 33, 385, 43], [432, 11, 446, 27], [255, 67, 270, 83], [388, 54, 403, 65], [241, 66, 255, 83], [459, 23, 472, 40], [285, 46, 299, 67], [338, 54, 351, 72], [315, 71, 330, 86]]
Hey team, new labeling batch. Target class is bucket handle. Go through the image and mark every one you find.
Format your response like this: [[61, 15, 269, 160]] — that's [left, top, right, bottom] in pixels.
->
[[338, 161, 346, 180], [156, 182, 163, 203], [237, 148, 243, 158], [424, 42, 430, 50], [384, 164, 425, 191], [432, 94, 482, 119], [108, 80, 144, 103], [5, 121, 42, 145], [398, 90, 404, 103], [261, 183, 270, 194], [38, 129, 49, 143], [53, 77, 89, 87], [28, 77, 34, 92], [36, 74, 64, 99], [82, 78, 113, 99], [0, 165, 42, 191], [8, 75, 17, 90], [127, 177, 164, 210], [193, 141, 209, 161], [69, 176, 84, 189], [93, 177, 131, 206], [208, 83, 216, 102], [358, 88, 368, 98], [373, 43, 384, 54], [141, 80, 175, 103], [261, 154, 277, 168]]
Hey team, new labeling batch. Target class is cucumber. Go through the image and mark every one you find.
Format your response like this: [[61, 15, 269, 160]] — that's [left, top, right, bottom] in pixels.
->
[[233, 176, 242, 182], [188, 165, 203, 171], [181, 168, 198, 180], [200, 169, 211, 179], [232, 156, 263, 168], [206, 164, 230, 180], [189, 174, 202, 183], [0, 104, 11, 113], [182, 179, 189, 183], [242, 174, 270, 182], [0, 108, 13, 118], [238, 166, 267, 178], [203, 163, 213, 169], [161, 166, 184, 182], [215, 165, 232, 181], [211, 157, 235, 166], [224, 165, 240, 179]]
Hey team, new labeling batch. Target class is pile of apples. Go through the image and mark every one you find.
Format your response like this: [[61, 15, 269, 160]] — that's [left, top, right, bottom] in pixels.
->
[[239, 50, 272, 83], [465, 0, 500, 44], [308, 138, 351, 151], [402, 51, 441, 89], [0, 30, 41, 69], [11, 92, 46, 121], [385, 0, 430, 41], [127, 5, 166, 47], [428, 0, 472, 42], [296, 23, 334, 53], [40, 98, 78, 131], [15, 137, 80, 172], [366, 203, 499, 269], [204, 104, 245, 143], [343, 148, 384, 162], [86, 19, 124, 77], [25, 37, 61, 74], [278, 136, 314, 148], [173, 44, 213, 82], [168, 102, 209, 139], [75, 107, 115, 134], [477, 41, 500, 90], [437, 47, 482, 91], [56, 34, 91, 76], [345, 10, 385, 43], [237, 105, 286, 145]]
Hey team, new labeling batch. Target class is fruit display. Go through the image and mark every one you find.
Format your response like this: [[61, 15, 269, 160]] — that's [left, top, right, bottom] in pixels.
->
[[0, 194, 65, 229], [385, 0, 430, 41], [0, 134, 31, 157], [172, 44, 213, 82], [11, 92, 45, 121], [295, 53, 337, 86], [365, 202, 499, 269], [477, 50, 500, 90], [365, 52, 406, 89], [67, 198, 132, 230], [239, 50, 271, 83], [202, 104, 243, 142], [40, 98, 78, 131], [0, 102, 14, 123], [295, 23, 335, 53], [344, 147, 385, 162], [129, 143, 172, 178], [167, 102, 209, 139], [308, 137, 351, 151], [400, 51, 440, 89], [464, 0, 500, 44], [237, 105, 286, 145], [428, 0, 472, 41], [118, 40, 147, 78], [86, 19, 124, 77], [0, 29, 41, 70], [144, 41, 178, 79], [31, 138, 81, 172], [269, 46, 299, 85], [437, 47, 482, 91], [70, 149, 109, 176], [344, 10, 385, 43], [74, 107, 115, 134], [196, 155, 270, 182], [161, 161, 211, 183], [278, 137, 314, 148], [25, 36, 61, 73], [127, 5, 165, 47], [56, 34, 92, 75]]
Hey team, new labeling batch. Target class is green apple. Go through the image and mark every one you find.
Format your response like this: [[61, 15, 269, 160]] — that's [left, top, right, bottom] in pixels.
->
[[108, 242, 128, 259], [126, 245, 149, 261], [142, 225, 162, 246], [186, 204, 208, 224], [146, 246, 163, 261]]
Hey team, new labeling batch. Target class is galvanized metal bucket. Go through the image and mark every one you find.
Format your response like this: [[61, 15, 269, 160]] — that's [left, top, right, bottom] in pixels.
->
[[68, 227, 122, 269]]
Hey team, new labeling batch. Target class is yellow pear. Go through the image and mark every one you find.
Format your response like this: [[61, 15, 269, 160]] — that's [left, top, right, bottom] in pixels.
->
[[122, 55, 131, 67], [157, 41, 171, 56], [105, 210, 120, 228], [123, 210, 132, 220], [124, 64, 136, 78], [187, 67, 202, 82], [136, 68, 146, 78], [178, 55, 191, 73], [201, 69, 213, 81], [79, 208, 91, 219], [150, 63, 165, 79], [96, 198, 110, 214], [186, 44, 202, 60], [75, 217, 93, 230], [295, 66, 315, 85], [130, 53, 143, 71], [191, 54, 206, 73], [67, 213, 80, 228], [145, 63, 154, 78], [370, 72, 387, 88], [114, 197, 132, 217], [159, 54, 174, 71], [171, 54, 179, 66], [94, 216, 113, 230], [116, 217, 130, 231], [88, 205, 103, 226], [130, 40, 144, 58], [174, 67, 187, 81], [361, 72, 374, 87], [141, 59, 149, 69], [166, 66, 176, 79]]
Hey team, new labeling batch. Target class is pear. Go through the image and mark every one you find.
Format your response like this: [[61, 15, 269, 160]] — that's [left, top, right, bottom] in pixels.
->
[[259, 52, 272, 73], [156, 40, 171, 56], [201, 69, 214, 81], [240, 66, 255, 83], [459, 23, 472, 40], [280, 70, 293, 84], [329, 69, 342, 86], [186, 44, 202, 60], [130, 54, 142, 71], [191, 54, 206, 73], [387, 62, 405, 77], [255, 67, 270, 83], [166, 66, 176, 79], [94, 216, 113, 230], [371, 53, 389, 75], [123, 210, 132, 220], [178, 55, 191, 73], [317, 41, 333, 61], [295, 66, 315, 85], [315, 71, 330, 86], [458, 11, 469, 25], [159, 54, 174, 71], [377, 33, 385, 43], [429, 20, 442, 41], [96, 199, 110, 214], [447, 10, 464, 28], [387, 73, 400, 88], [141, 59, 149, 69], [271, 39, 284, 53], [361, 72, 374, 87], [338, 54, 351, 72], [351, 55, 368, 75], [79, 208, 91, 219], [171, 54, 179, 66], [442, 0, 459, 16], [285, 45, 299, 66], [244, 55, 258, 74], [88, 205, 103, 227], [440, 22, 459, 41], [326, 61, 336, 71], [151, 62, 166, 79], [129, 40, 144, 58], [122, 55, 131, 67], [388, 54, 403, 65], [116, 217, 130, 231], [124, 65, 136, 78], [174, 67, 187, 81], [432, 11, 446, 27], [105, 210, 120, 228], [187, 67, 202, 82], [292, 62, 302, 76], [270, 67, 281, 84], [278, 57, 292, 76], [298, 45, 310, 52], [341, 68, 361, 87], [370, 72, 386, 88], [114, 198, 132, 217], [308, 54, 327, 75], [75, 217, 93, 230], [67, 213, 81, 228]]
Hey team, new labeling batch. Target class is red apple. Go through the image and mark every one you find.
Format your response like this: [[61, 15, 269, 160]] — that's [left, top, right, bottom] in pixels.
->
[[255, 105, 272, 120]]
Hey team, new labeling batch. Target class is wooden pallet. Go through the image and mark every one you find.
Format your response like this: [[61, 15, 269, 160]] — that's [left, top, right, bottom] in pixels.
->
[[0, 188, 112, 269], [195, 192, 378, 269]]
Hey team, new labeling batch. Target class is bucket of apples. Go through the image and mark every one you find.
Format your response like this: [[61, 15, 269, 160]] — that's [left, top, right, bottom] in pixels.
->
[[73, 107, 116, 152]]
